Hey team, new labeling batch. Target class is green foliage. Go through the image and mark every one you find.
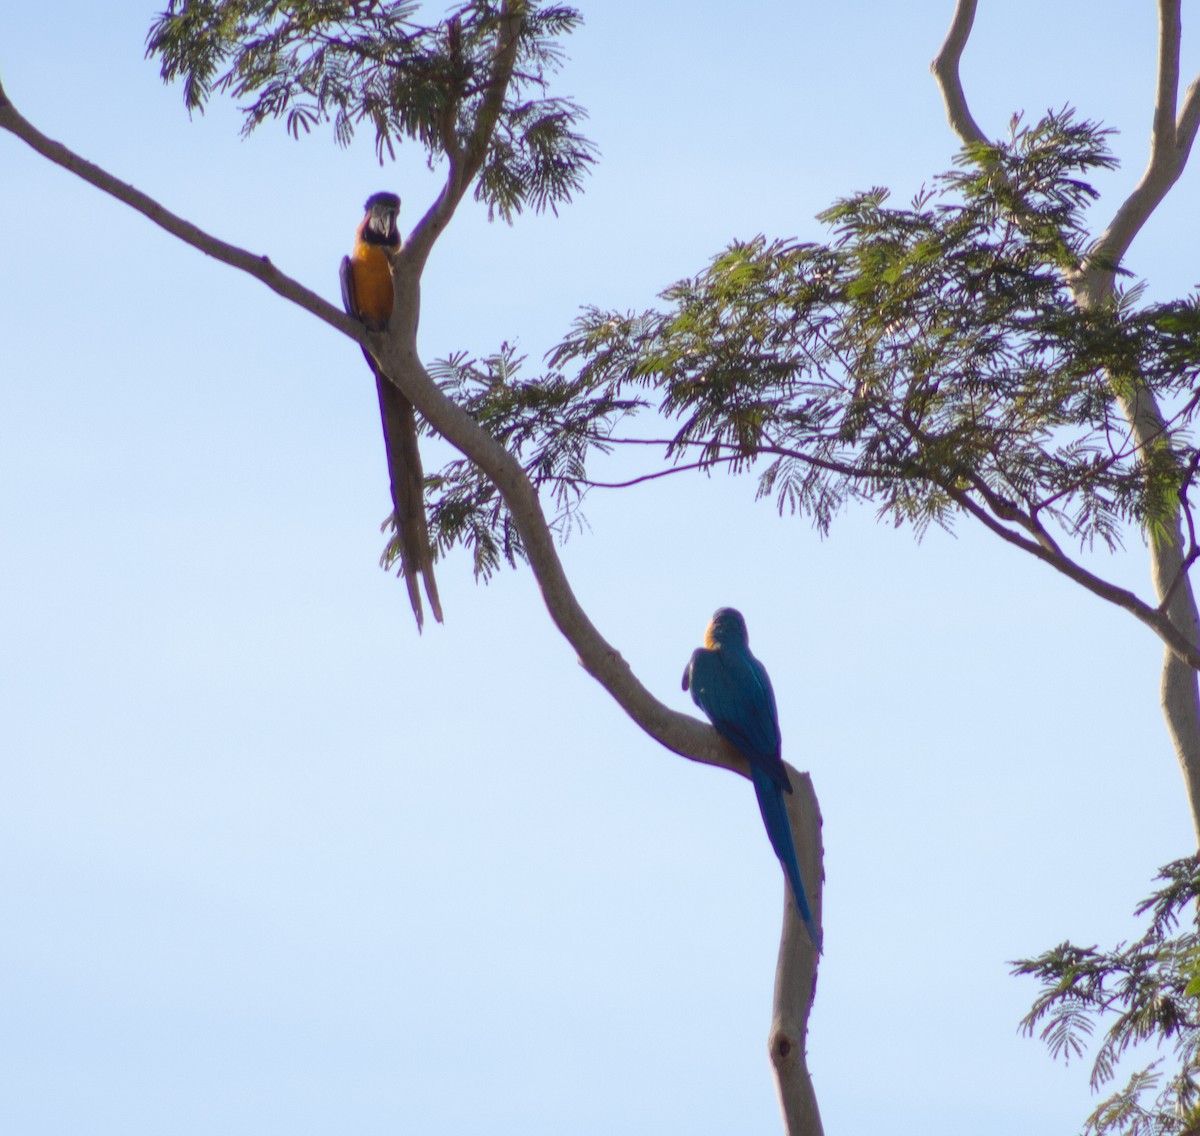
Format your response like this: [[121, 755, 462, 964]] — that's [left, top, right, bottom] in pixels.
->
[[1013, 856, 1200, 1136], [421, 110, 1200, 568], [388, 343, 644, 578], [146, 0, 595, 218]]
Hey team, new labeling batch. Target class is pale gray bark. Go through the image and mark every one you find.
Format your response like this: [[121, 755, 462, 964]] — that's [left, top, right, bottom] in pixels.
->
[[932, 0, 1200, 840], [771, 773, 824, 1135]]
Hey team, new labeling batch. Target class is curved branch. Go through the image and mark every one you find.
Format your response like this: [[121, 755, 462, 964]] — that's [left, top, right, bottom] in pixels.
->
[[930, 0, 988, 149], [382, 311, 830, 1136], [0, 76, 364, 346], [933, 1, 1199, 298], [381, 336, 751, 770], [1061, 1, 1200, 839], [926, 5, 1200, 841]]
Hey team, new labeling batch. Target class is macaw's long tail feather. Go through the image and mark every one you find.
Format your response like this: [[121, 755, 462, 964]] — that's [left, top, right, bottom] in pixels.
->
[[750, 765, 823, 954], [374, 370, 444, 631]]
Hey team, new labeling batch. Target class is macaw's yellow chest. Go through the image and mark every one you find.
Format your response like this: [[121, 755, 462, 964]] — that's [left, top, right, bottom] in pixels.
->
[[349, 240, 394, 325]]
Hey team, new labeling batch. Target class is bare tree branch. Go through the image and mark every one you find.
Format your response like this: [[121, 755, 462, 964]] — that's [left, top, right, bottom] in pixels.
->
[[1180, 72, 1200, 160], [1087, 0, 1200, 296], [930, 0, 987, 149], [1153, 0, 1183, 152], [0, 76, 364, 346], [379, 339, 763, 762]]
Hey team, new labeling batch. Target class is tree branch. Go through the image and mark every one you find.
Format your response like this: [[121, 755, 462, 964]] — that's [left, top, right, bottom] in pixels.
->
[[930, 0, 988, 149], [379, 338, 752, 766], [587, 419, 1200, 671], [1153, 0, 1183, 153], [0, 76, 364, 346], [438, 16, 467, 170], [960, 468, 1064, 558], [1087, 0, 1200, 296], [569, 459, 725, 490], [1060, 0, 1200, 841]]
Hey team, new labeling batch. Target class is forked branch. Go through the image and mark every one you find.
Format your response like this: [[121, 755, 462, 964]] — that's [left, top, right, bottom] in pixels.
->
[[1091, 0, 1200, 295], [932, 0, 1200, 295]]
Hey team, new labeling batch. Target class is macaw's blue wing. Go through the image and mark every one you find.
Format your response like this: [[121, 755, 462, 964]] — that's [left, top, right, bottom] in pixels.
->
[[683, 647, 790, 793]]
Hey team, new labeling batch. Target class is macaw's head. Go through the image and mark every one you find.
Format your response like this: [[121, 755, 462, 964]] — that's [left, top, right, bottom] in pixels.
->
[[362, 191, 402, 246], [705, 607, 749, 649]]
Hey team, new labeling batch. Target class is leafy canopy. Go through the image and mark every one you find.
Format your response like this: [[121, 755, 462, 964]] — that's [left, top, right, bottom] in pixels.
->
[[147, 0, 595, 219], [1013, 855, 1200, 1136], [421, 111, 1200, 577]]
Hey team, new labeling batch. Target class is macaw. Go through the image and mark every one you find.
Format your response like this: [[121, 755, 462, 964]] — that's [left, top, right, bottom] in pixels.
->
[[340, 191, 443, 631], [683, 607, 822, 953]]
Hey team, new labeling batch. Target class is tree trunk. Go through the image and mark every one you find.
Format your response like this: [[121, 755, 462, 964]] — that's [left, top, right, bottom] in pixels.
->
[[935, 0, 1200, 843]]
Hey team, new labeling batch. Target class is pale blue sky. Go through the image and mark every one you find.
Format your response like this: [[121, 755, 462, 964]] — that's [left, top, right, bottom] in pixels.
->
[[2, 3, 1199, 1133]]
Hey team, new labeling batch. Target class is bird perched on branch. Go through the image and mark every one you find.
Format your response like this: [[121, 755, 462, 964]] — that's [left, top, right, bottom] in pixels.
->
[[340, 191, 442, 630], [683, 607, 822, 953]]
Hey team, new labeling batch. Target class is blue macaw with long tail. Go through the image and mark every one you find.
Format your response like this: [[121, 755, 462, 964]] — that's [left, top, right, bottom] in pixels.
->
[[683, 607, 822, 953]]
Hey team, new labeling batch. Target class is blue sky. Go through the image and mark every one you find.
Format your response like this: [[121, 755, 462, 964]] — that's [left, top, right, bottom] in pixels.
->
[[3, 3, 1199, 1133]]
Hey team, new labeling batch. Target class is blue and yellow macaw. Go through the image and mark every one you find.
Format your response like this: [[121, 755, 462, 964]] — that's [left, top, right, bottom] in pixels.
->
[[340, 191, 443, 631], [683, 607, 822, 953]]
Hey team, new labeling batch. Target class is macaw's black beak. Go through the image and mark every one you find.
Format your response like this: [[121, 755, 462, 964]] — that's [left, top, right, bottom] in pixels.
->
[[368, 209, 396, 241], [364, 191, 401, 242]]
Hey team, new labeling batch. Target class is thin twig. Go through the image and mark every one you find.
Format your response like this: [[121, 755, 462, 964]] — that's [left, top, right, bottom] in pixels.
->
[[567, 460, 722, 490]]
